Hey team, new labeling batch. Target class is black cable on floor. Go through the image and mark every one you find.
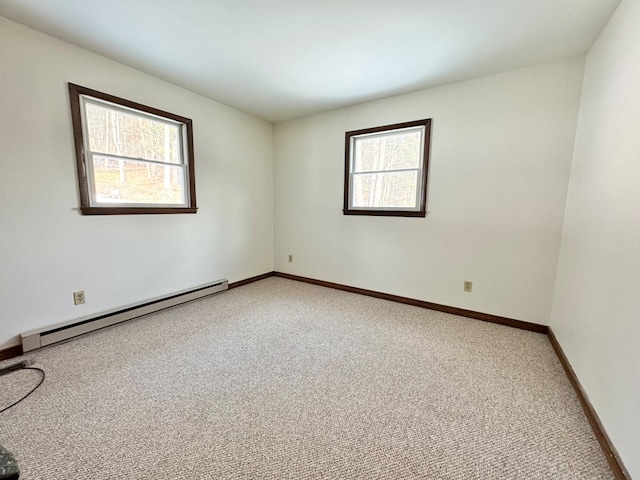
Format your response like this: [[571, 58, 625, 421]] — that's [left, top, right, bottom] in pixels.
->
[[0, 367, 45, 414]]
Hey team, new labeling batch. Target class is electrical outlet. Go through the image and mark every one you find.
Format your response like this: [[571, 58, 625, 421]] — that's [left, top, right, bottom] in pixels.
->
[[288, 254, 293, 263], [463, 281, 473, 292], [73, 290, 86, 305]]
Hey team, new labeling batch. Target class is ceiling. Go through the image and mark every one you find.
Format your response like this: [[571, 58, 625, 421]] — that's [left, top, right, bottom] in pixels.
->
[[0, 0, 620, 122]]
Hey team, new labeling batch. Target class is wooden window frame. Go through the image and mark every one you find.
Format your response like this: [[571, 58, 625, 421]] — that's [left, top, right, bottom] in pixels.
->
[[68, 83, 197, 215], [343, 119, 431, 218]]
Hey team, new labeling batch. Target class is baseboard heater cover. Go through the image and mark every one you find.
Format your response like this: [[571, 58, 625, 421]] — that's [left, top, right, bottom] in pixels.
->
[[21, 279, 228, 352]]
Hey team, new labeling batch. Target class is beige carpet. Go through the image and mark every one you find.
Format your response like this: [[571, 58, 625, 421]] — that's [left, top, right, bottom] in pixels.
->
[[0, 278, 613, 479]]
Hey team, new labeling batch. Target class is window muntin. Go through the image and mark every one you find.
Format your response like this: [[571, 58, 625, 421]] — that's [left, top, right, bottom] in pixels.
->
[[69, 83, 197, 215], [344, 119, 431, 217]]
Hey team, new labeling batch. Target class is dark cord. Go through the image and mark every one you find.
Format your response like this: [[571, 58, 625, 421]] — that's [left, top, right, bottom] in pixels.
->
[[0, 367, 45, 414]]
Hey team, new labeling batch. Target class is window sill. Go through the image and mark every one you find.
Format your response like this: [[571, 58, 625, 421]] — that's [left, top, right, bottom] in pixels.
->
[[80, 207, 198, 215], [342, 209, 426, 218]]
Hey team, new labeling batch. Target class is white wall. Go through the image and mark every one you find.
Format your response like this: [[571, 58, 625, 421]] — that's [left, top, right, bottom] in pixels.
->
[[274, 59, 584, 325], [550, 0, 639, 476], [0, 17, 274, 349]]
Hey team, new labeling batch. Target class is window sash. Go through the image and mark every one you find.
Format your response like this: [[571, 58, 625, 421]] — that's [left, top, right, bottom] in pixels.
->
[[86, 153, 189, 208], [350, 170, 421, 210], [352, 167, 421, 175], [80, 96, 187, 166], [86, 151, 187, 169], [351, 125, 425, 141], [82, 96, 185, 135]]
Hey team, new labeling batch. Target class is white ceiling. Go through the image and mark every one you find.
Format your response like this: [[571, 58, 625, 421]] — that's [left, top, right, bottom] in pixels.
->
[[0, 0, 620, 122]]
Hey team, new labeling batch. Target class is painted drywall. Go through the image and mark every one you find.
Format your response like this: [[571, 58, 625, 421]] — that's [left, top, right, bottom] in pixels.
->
[[0, 17, 274, 349], [274, 59, 585, 325], [550, 0, 639, 476]]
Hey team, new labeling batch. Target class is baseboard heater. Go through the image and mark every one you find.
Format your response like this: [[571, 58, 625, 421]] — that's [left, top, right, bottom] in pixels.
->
[[21, 279, 228, 352]]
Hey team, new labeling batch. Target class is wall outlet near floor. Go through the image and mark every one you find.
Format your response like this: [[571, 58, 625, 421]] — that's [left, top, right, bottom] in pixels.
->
[[288, 254, 293, 263], [463, 281, 473, 292], [73, 290, 86, 305]]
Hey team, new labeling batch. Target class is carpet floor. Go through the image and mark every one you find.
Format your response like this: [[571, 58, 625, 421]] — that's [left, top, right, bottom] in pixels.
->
[[0, 277, 613, 479]]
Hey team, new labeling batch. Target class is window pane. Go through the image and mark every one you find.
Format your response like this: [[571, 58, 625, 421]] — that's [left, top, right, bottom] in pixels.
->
[[353, 130, 421, 172], [92, 156, 185, 205], [85, 102, 181, 164], [352, 171, 418, 208]]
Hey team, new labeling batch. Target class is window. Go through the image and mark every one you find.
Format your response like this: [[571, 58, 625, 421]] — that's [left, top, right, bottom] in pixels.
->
[[343, 119, 431, 217], [68, 83, 197, 215]]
